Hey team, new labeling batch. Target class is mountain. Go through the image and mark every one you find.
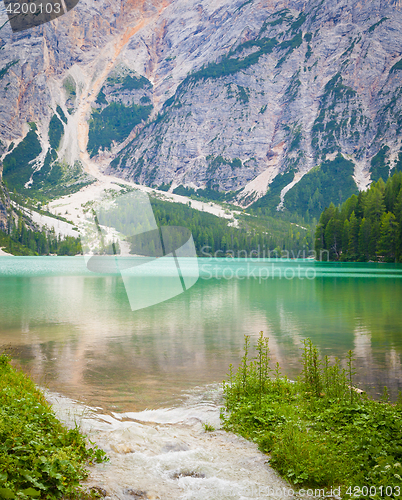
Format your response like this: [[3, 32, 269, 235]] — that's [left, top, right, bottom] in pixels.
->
[[0, 172, 10, 232], [1, 0, 402, 219]]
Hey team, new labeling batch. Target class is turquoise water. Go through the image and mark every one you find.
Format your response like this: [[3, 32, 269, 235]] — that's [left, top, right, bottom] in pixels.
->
[[0, 257, 401, 409]]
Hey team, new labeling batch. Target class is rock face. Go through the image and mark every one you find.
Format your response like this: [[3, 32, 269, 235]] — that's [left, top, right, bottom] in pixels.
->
[[1, 0, 402, 212], [0, 168, 11, 232]]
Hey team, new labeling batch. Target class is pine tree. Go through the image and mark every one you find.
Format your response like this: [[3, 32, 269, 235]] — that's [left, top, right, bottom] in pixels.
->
[[378, 212, 398, 262], [341, 219, 349, 258], [364, 181, 385, 222], [348, 211, 360, 259], [324, 217, 342, 259], [358, 218, 371, 261], [394, 190, 402, 262], [341, 194, 358, 221]]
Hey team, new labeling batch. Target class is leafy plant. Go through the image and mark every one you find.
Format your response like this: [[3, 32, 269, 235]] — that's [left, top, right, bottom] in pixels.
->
[[0, 355, 108, 499], [222, 336, 402, 496]]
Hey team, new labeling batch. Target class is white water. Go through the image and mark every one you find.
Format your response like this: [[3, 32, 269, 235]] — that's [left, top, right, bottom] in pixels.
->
[[46, 385, 293, 500]]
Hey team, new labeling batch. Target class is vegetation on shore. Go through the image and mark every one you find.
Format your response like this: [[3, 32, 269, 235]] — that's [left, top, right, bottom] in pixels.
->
[[0, 180, 82, 256], [222, 334, 402, 497], [0, 218, 81, 257], [315, 171, 402, 262], [0, 354, 107, 499]]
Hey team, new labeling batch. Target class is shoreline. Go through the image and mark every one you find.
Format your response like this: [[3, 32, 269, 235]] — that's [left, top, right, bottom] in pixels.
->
[[0, 247, 13, 256]]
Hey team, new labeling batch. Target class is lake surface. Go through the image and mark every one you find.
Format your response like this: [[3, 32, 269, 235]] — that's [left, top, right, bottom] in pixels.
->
[[1, 257, 402, 409]]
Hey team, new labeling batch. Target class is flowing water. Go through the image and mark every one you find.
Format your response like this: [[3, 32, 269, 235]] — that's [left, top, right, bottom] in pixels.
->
[[46, 386, 293, 500], [1, 257, 402, 499]]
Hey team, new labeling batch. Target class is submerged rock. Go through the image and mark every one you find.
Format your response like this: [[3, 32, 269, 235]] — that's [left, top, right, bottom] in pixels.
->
[[91, 486, 108, 497], [124, 489, 148, 499], [161, 442, 190, 453]]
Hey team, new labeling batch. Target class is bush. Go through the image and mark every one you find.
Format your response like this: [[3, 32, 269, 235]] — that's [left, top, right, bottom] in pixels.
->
[[222, 334, 402, 496], [0, 355, 107, 499]]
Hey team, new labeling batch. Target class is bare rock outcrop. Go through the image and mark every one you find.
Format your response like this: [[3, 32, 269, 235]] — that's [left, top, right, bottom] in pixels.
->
[[1, 0, 402, 212]]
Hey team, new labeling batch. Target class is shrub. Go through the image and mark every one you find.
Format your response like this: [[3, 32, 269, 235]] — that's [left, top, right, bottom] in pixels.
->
[[222, 334, 402, 496], [0, 355, 107, 499]]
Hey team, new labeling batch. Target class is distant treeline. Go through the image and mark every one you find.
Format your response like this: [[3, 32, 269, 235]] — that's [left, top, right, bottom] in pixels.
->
[[0, 216, 82, 256], [150, 198, 312, 257], [1, 191, 314, 257], [315, 171, 402, 262]]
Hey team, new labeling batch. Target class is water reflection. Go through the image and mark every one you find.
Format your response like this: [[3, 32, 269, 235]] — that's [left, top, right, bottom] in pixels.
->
[[0, 257, 401, 409]]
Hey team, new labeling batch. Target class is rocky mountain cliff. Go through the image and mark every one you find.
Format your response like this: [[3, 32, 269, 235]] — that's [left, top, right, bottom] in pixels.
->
[[1, 0, 402, 218], [0, 165, 11, 232]]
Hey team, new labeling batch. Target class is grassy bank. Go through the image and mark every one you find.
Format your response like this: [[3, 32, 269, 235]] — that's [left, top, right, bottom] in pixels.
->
[[0, 355, 107, 499], [222, 335, 402, 499]]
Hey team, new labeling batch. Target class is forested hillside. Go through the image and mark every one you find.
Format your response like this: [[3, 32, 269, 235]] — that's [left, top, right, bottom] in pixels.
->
[[149, 198, 313, 257], [0, 186, 82, 256], [0, 217, 82, 256], [315, 171, 402, 262], [0, 222, 82, 256]]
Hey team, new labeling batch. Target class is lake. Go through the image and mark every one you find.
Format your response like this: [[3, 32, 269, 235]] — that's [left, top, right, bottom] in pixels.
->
[[1, 257, 402, 410]]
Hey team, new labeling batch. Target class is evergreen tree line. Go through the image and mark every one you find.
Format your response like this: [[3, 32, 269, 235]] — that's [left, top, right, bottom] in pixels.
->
[[315, 171, 402, 262], [150, 199, 312, 257], [0, 211, 82, 256]]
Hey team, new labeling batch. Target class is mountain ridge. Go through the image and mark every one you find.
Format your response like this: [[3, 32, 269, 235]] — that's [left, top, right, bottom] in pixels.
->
[[1, 0, 402, 218]]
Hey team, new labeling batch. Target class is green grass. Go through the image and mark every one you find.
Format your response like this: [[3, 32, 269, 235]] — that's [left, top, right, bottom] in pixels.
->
[[205, 155, 243, 175], [390, 60, 402, 73], [106, 73, 151, 91], [171, 184, 238, 202], [368, 17, 388, 33], [222, 335, 402, 497], [48, 115, 64, 151], [178, 37, 278, 85], [0, 355, 107, 499], [62, 76, 76, 99], [0, 114, 89, 201], [55, 106, 67, 125]]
